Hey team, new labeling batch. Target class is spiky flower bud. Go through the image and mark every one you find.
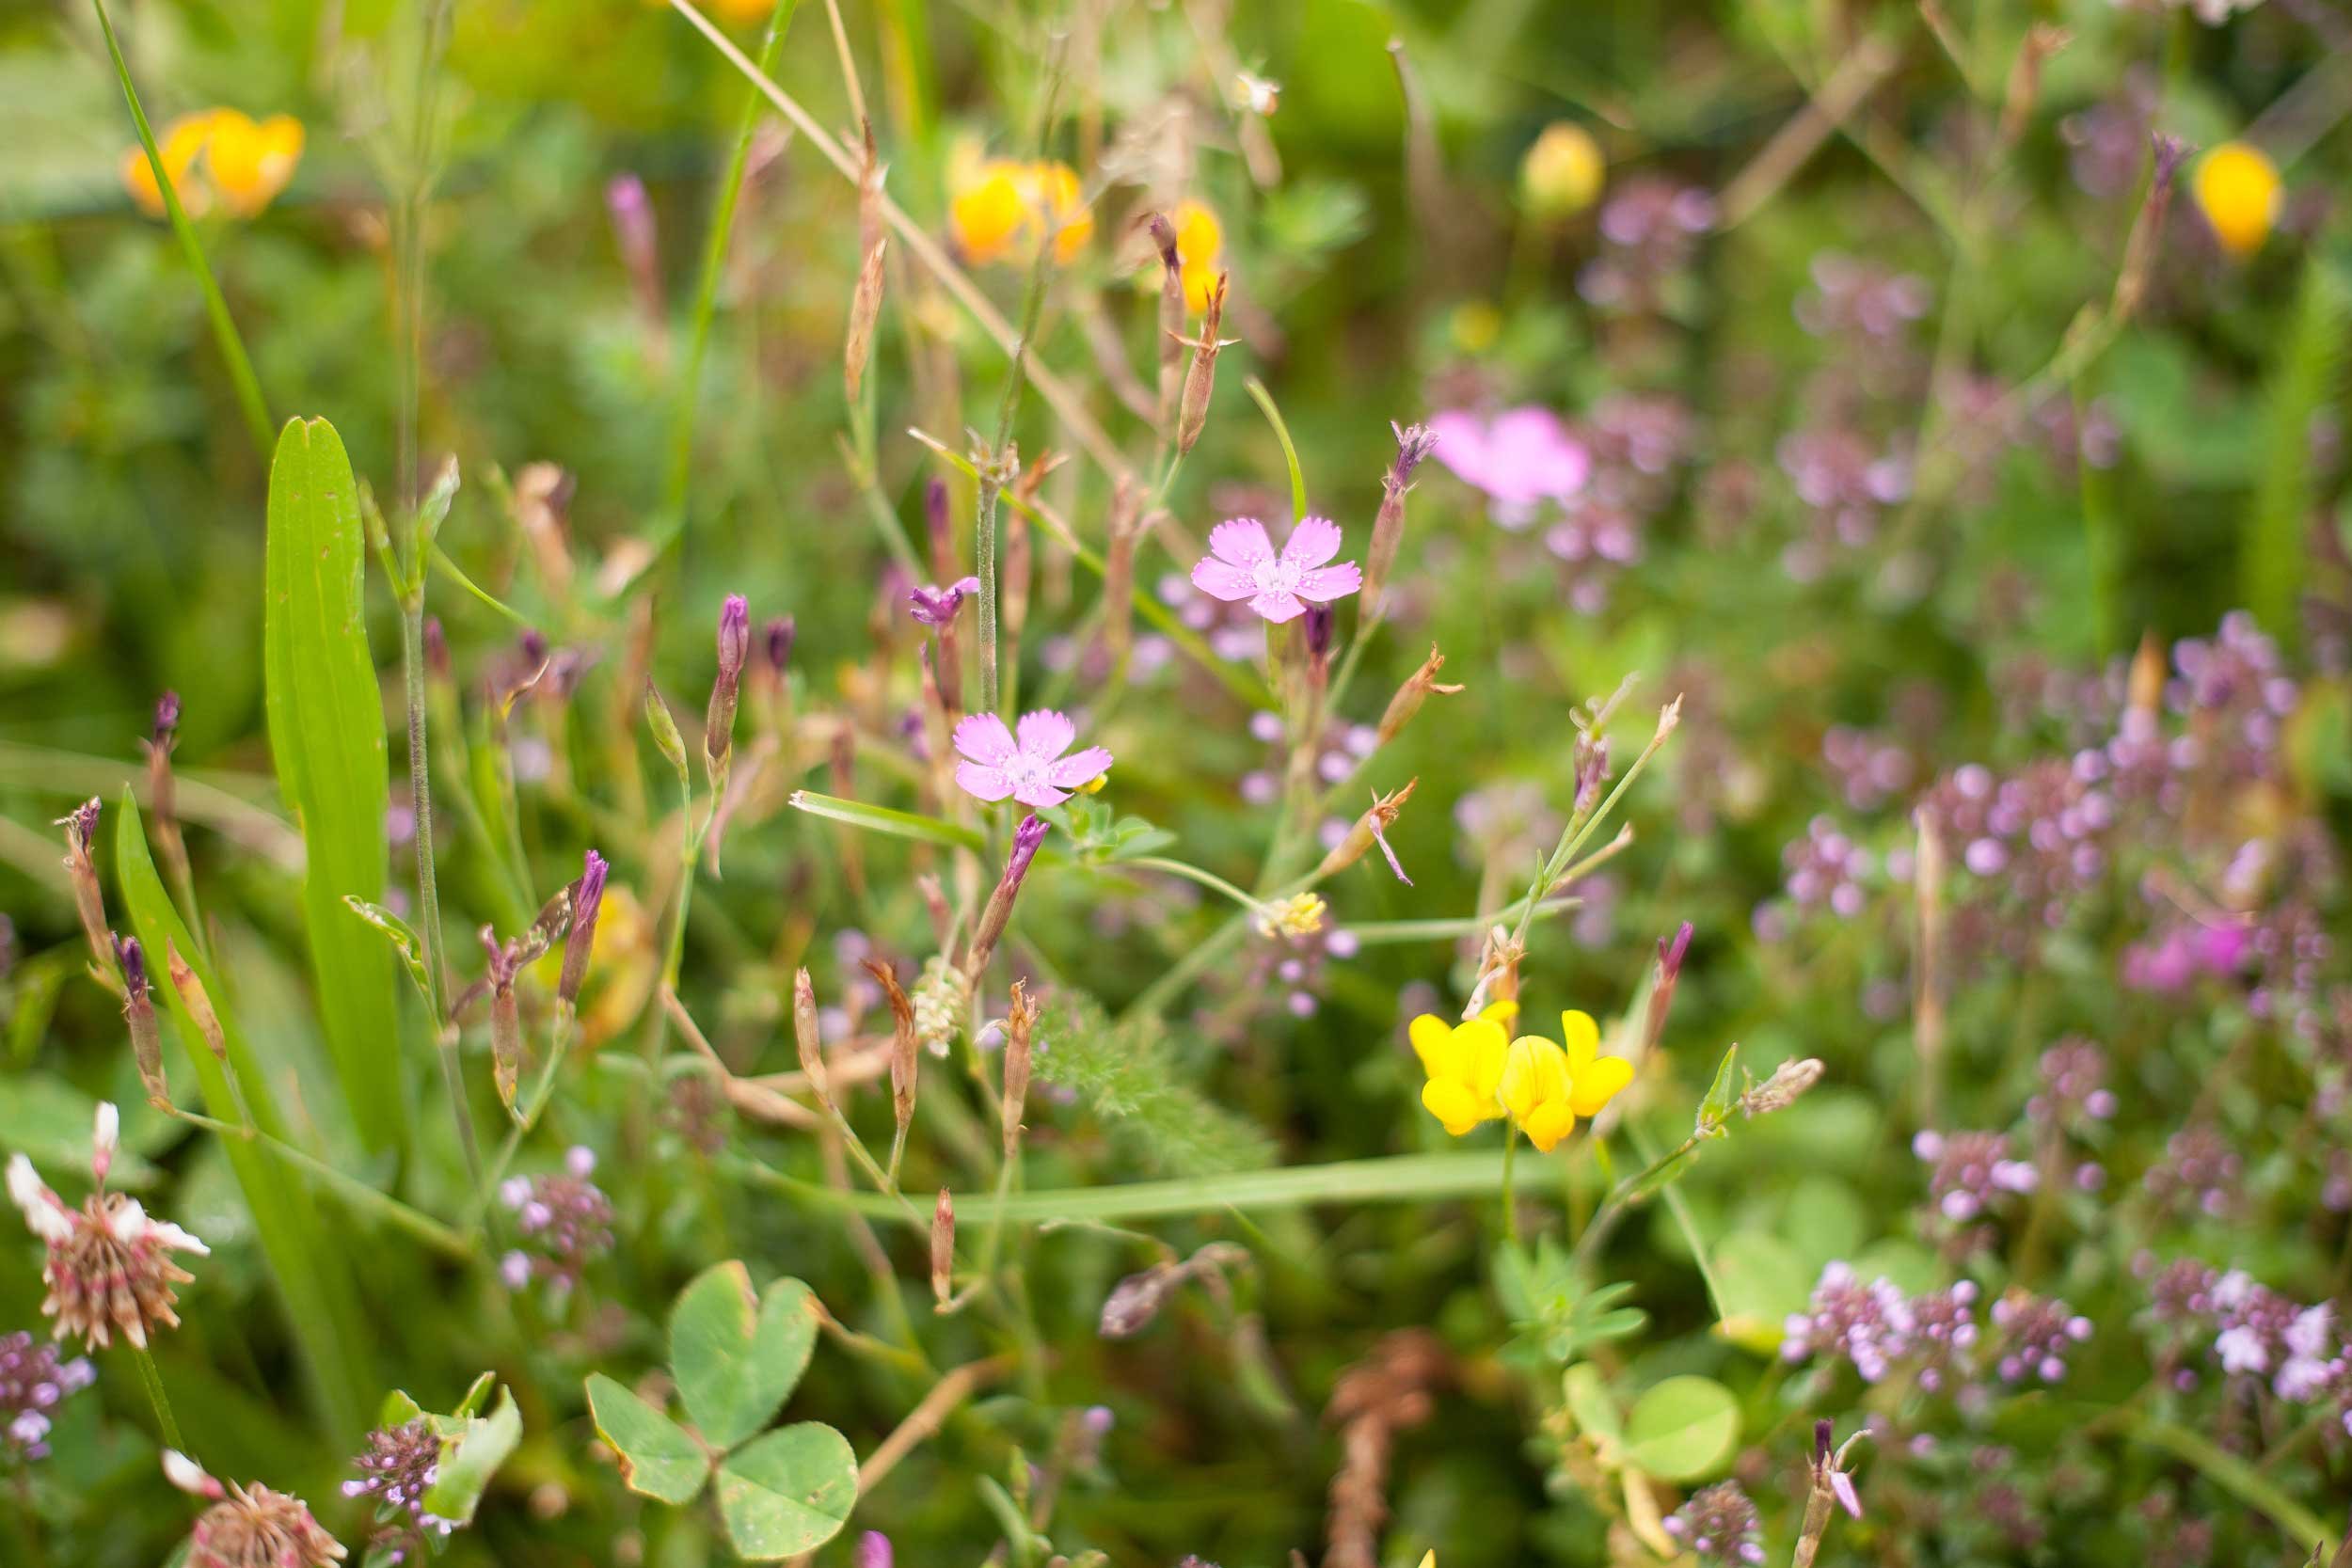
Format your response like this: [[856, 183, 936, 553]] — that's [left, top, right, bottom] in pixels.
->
[[1375, 645, 1463, 748], [1314, 778, 1419, 883], [116, 935, 168, 1108], [557, 849, 608, 1007], [930, 1189, 955, 1307], [56, 798, 114, 984], [1643, 922, 1693, 1053], [793, 968, 831, 1109], [1002, 980, 1037, 1159], [965, 815, 1051, 982], [707, 594, 751, 773], [1364, 421, 1438, 617], [1740, 1057, 1824, 1118], [866, 958, 919, 1145], [1172, 273, 1232, 456]]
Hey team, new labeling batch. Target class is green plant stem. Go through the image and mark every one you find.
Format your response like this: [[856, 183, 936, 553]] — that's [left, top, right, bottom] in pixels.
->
[[89, 0, 273, 459], [1568, 1122, 1712, 1276], [172, 1110, 473, 1261], [1122, 855, 1262, 914], [664, 0, 804, 542], [129, 1344, 183, 1452]]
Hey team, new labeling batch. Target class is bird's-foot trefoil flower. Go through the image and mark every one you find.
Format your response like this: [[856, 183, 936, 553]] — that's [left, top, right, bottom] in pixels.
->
[[1409, 1003, 1515, 1135], [1498, 1008, 1633, 1151], [1190, 516, 1362, 625], [951, 710, 1112, 809]]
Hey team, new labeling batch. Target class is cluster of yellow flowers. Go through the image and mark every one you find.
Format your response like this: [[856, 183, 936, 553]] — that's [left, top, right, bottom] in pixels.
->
[[1410, 1000, 1632, 1152], [948, 157, 1095, 267], [945, 152, 1227, 315], [119, 108, 303, 221]]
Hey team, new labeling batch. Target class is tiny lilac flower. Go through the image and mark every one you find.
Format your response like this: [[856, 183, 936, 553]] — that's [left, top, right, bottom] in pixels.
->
[[951, 710, 1112, 809], [1425, 407, 1590, 526], [1189, 516, 1361, 624], [909, 576, 983, 626]]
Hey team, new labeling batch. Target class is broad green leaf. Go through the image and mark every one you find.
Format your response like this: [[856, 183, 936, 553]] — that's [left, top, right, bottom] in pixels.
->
[[421, 1387, 522, 1524], [1698, 1043, 1740, 1129], [584, 1373, 709, 1505], [379, 1389, 425, 1427], [669, 1264, 819, 1451], [714, 1422, 858, 1560], [452, 1370, 498, 1419], [263, 417, 405, 1155], [1624, 1375, 1740, 1481], [1710, 1231, 1810, 1353], [113, 795, 372, 1435]]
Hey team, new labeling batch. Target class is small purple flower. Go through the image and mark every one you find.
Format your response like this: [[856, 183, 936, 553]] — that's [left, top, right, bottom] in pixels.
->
[[0, 1330, 95, 1463], [1914, 1129, 2037, 1222], [855, 1532, 893, 1568], [1663, 1481, 1765, 1563], [1991, 1293, 2092, 1384], [1189, 516, 1361, 624], [348, 1418, 459, 1562], [1783, 1262, 1915, 1383], [951, 710, 1112, 809], [909, 576, 983, 626], [1425, 407, 1590, 526]]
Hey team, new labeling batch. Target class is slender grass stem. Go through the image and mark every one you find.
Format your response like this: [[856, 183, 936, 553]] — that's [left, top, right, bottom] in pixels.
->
[[129, 1343, 183, 1452], [170, 1110, 474, 1261], [89, 0, 273, 460]]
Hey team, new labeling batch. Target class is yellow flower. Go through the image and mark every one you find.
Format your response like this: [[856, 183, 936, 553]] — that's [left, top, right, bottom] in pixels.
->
[[204, 110, 303, 218], [1255, 892, 1327, 939], [1498, 1009, 1632, 1153], [709, 0, 776, 21], [949, 158, 1093, 267], [1171, 198, 1224, 313], [1520, 121, 1605, 220], [120, 111, 220, 220], [2193, 141, 2280, 260], [1409, 1003, 1514, 1136], [1556, 1007, 1633, 1116]]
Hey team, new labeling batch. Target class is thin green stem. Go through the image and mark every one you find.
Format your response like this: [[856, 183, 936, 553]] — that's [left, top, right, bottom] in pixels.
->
[[90, 0, 273, 458], [1122, 855, 1263, 914], [665, 0, 804, 541], [129, 1344, 183, 1453], [1500, 1130, 1520, 1244], [172, 1111, 473, 1261]]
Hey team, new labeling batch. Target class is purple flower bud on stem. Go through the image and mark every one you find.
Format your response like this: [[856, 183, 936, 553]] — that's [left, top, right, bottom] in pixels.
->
[[1644, 921, 1692, 1050], [1364, 420, 1438, 617], [153, 691, 181, 743], [115, 935, 167, 1109], [764, 616, 796, 674], [557, 849, 607, 1006], [856, 1533, 894, 1568], [707, 594, 750, 770], [965, 815, 1050, 981]]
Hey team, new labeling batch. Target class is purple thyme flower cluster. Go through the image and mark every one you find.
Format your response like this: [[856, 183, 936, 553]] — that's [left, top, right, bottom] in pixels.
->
[[1795, 253, 1931, 358], [1782, 1262, 1915, 1383], [1989, 1293, 2093, 1385], [1822, 724, 1915, 813], [1, 1328, 94, 1462], [1773, 428, 1911, 580], [1663, 1480, 1765, 1564], [1918, 758, 2115, 933], [1907, 1281, 1981, 1392], [2140, 1124, 2243, 1221], [345, 1418, 457, 1562], [2137, 1260, 2352, 1431], [1238, 710, 1379, 807], [1913, 1129, 2039, 1225], [1778, 816, 1874, 919], [498, 1146, 614, 1295], [2027, 1037, 2118, 1129], [1579, 178, 1715, 314]]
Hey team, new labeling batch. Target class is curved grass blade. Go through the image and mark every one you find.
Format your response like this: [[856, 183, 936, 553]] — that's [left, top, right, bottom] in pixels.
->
[[114, 793, 373, 1437], [264, 417, 407, 1155]]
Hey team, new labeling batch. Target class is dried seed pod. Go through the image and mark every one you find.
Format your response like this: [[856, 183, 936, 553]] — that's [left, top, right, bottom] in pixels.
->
[[1314, 778, 1419, 883], [1374, 646, 1463, 748], [866, 958, 919, 1141], [1172, 273, 1232, 456], [115, 937, 167, 1109], [1001, 980, 1037, 1158], [793, 968, 831, 1110], [930, 1189, 955, 1307]]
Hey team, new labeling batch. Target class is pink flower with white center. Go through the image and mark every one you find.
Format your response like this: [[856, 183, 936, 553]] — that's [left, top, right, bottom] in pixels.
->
[[1425, 407, 1590, 527], [953, 710, 1113, 809], [1189, 516, 1362, 625]]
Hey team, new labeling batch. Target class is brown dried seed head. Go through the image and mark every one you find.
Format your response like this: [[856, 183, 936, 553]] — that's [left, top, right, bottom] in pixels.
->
[[187, 1481, 346, 1568]]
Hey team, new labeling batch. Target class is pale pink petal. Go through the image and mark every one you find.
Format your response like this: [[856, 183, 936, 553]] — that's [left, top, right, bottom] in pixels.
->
[[1280, 515, 1343, 568], [952, 712, 1017, 766], [1207, 516, 1275, 567], [1426, 410, 1489, 482], [1251, 590, 1308, 624], [956, 761, 1017, 801], [1015, 709, 1076, 761], [1191, 557, 1259, 601], [1297, 562, 1361, 602], [1046, 745, 1113, 790], [1012, 779, 1072, 809]]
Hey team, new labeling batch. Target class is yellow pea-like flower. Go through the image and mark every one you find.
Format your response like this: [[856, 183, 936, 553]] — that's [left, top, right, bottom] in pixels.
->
[[205, 110, 304, 218], [2193, 141, 2280, 261], [120, 111, 220, 220], [1520, 120, 1605, 220], [1558, 1007, 1633, 1117], [949, 159, 1093, 267], [950, 165, 1029, 265], [1408, 1003, 1513, 1136], [1500, 1034, 1578, 1152], [1171, 198, 1224, 313]]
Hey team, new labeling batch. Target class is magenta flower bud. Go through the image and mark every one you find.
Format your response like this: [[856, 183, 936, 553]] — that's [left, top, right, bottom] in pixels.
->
[[716, 594, 750, 678], [856, 1533, 893, 1568], [909, 576, 983, 627], [707, 594, 751, 768], [558, 849, 608, 1006], [1305, 602, 1336, 661], [763, 616, 796, 673], [965, 815, 1051, 980], [152, 690, 181, 742], [519, 627, 549, 669], [424, 616, 451, 680], [1644, 921, 1693, 1050]]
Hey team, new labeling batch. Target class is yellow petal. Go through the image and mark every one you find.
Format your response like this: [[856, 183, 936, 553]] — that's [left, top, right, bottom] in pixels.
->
[[1500, 1036, 1567, 1121], [950, 166, 1027, 264], [1407, 1014, 1459, 1080], [1478, 998, 1520, 1026], [1568, 1053, 1634, 1117], [1418, 1554, 1437, 1568], [1522, 1100, 1577, 1153], [2193, 141, 2280, 261], [1173, 198, 1221, 267], [121, 111, 216, 220], [1559, 1008, 1600, 1071], [208, 111, 303, 218], [1458, 1017, 1509, 1101], [1180, 258, 1220, 314], [1421, 1078, 1486, 1137]]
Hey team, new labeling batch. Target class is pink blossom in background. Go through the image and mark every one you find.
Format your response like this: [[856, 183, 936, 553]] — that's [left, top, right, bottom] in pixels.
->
[[1189, 515, 1361, 624], [1425, 407, 1590, 527], [953, 710, 1112, 809]]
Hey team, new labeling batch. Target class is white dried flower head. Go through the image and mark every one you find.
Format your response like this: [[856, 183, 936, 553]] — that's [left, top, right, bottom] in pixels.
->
[[187, 1480, 346, 1568], [12, 1146, 206, 1350]]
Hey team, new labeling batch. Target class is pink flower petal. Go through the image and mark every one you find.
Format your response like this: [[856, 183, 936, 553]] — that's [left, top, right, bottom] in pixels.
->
[[1047, 745, 1113, 790], [1192, 558, 1258, 601], [956, 762, 1016, 801], [1296, 562, 1361, 602], [1207, 516, 1275, 567], [1013, 780, 1072, 809], [1015, 709, 1076, 761], [1251, 590, 1308, 624], [952, 712, 1016, 766], [1280, 515, 1343, 568]]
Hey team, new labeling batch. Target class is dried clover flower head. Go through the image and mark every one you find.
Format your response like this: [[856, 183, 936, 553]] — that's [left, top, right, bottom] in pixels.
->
[[168, 1451, 347, 1568], [9, 1103, 208, 1350]]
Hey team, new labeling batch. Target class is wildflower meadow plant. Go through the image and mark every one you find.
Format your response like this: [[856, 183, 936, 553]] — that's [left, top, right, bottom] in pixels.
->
[[6, 0, 2352, 1563]]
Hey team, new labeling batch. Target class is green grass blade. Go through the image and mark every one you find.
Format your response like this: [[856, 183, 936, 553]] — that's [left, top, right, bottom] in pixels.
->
[[114, 793, 373, 1437], [88, 0, 274, 460], [264, 417, 407, 1154], [2244, 250, 2348, 645], [1246, 377, 1309, 520]]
